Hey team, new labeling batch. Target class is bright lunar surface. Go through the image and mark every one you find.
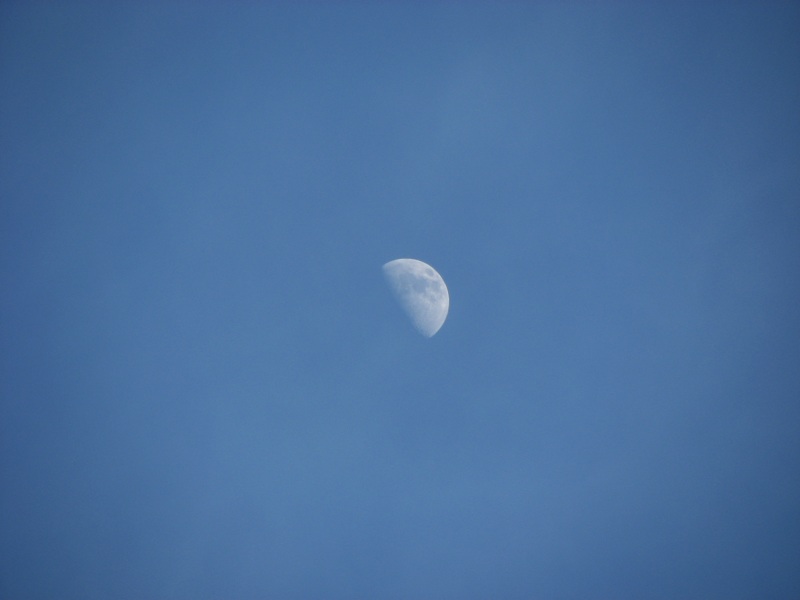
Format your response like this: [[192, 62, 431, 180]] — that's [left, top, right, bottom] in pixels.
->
[[383, 258, 449, 337]]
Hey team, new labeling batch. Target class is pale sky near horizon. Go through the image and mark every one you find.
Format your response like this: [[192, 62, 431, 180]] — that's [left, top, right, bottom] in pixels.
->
[[2, 3, 799, 598]]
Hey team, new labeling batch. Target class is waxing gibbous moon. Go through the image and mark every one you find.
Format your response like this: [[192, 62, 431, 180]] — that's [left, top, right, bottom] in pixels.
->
[[382, 258, 449, 337]]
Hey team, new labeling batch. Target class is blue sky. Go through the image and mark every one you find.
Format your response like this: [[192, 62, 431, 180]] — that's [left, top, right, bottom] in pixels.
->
[[2, 3, 799, 598]]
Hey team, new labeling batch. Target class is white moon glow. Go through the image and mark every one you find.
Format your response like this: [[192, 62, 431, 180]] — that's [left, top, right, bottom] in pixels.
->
[[382, 258, 449, 337]]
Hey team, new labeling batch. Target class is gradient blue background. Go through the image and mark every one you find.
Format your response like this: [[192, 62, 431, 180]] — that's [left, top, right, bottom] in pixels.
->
[[2, 3, 799, 598]]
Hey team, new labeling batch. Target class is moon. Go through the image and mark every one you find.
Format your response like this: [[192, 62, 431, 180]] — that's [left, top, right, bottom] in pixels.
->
[[382, 258, 449, 337]]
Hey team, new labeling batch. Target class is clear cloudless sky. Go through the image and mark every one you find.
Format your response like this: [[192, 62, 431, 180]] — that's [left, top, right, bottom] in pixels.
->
[[2, 3, 799, 598]]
